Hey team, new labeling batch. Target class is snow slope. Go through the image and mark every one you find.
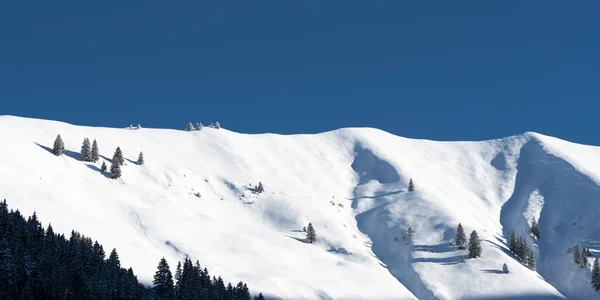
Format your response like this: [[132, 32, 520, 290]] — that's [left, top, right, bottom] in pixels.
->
[[0, 116, 598, 299]]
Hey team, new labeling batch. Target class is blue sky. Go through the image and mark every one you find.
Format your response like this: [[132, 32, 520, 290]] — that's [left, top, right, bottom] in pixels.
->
[[1, 2, 599, 143]]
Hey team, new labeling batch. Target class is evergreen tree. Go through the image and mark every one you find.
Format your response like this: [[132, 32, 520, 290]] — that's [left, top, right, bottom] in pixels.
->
[[138, 151, 144, 165], [468, 230, 482, 258], [581, 251, 590, 269], [255, 293, 266, 300], [407, 178, 415, 192], [81, 138, 91, 161], [214, 121, 221, 129], [101, 161, 107, 172], [186, 122, 194, 131], [592, 258, 600, 290], [195, 123, 203, 131], [91, 139, 99, 162], [113, 147, 124, 166], [509, 231, 518, 253], [574, 244, 582, 264], [136, 124, 142, 130], [153, 257, 174, 299], [110, 161, 121, 179], [526, 247, 536, 270], [406, 226, 415, 245], [174, 261, 182, 297], [306, 223, 317, 244], [257, 182, 264, 193], [530, 218, 541, 240], [503, 263, 509, 274], [52, 134, 65, 156], [455, 223, 467, 250]]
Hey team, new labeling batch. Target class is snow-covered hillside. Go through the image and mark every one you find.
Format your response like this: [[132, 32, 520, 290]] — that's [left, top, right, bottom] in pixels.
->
[[2, 116, 599, 299]]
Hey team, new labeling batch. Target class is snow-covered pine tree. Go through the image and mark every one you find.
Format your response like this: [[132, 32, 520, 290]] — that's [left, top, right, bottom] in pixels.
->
[[503, 263, 509, 274], [52, 134, 65, 156], [592, 258, 600, 290], [91, 139, 99, 162], [509, 231, 518, 254], [455, 223, 467, 250], [574, 244, 582, 264], [153, 257, 174, 299], [113, 147, 124, 166], [136, 124, 141, 130], [80, 138, 91, 161], [254, 293, 266, 300], [186, 122, 194, 131], [468, 230, 482, 258], [526, 247, 536, 270], [195, 123, 203, 131], [214, 121, 221, 129], [306, 223, 316, 244], [110, 161, 121, 179], [101, 161, 107, 172], [407, 179, 415, 192], [302, 226, 306, 232], [530, 218, 541, 240], [580, 251, 590, 269], [137, 152, 144, 165], [257, 182, 264, 193]]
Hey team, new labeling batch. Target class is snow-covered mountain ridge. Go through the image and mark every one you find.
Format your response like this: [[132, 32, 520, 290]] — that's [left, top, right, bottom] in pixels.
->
[[1, 115, 599, 299]]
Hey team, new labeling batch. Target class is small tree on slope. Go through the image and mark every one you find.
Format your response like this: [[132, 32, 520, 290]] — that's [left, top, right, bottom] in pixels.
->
[[101, 161, 107, 172], [153, 257, 174, 299], [80, 138, 91, 161], [186, 122, 194, 131], [468, 230, 482, 258], [91, 139, 99, 162], [52, 134, 65, 156], [137, 152, 144, 165], [455, 223, 467, 250], [503, 263, 509, 274], [113, 147, 124, 166], [407, 179, 415, 192], [574, 244, 582, 264], [110, 161, 121, 179], [509, 231, 518, 253], [306, 223, 317, 244], [592, 258, 600, 290], [530, 218, 541, 240]]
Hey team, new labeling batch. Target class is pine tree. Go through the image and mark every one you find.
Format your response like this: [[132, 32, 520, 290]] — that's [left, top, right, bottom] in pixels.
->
[[407, 179, 415, 192], [110, 162, 121, 179], [153, 257, 174, 299], [509, 231, 518, 253], [257, 182, 264, 193], [574, 244, 582, 264], [306, 223, 317, 244], [455, 223, 467, 250], [137, 152, 144, 165], [406, 226, 415, 245], [136, 124, 141, 130], [113, 147, 124, 166], [530, 218, 541, 240], [255, 293, 266, 300], [81, 138, 91, 161], [91, 139, 99, 162], [503, 263, 509, 274], [195, 123, 203, 131], [581, 251, 590, 269], [468, 230, 482, 258], [526, 247, 536, 270], [52, 134, 65, 156], [186, 122, 194, 131], [214, 122, 221, 129], [174, 261, 182, 297], [592, 258, 600, 290], [101, 161, 107, 172]]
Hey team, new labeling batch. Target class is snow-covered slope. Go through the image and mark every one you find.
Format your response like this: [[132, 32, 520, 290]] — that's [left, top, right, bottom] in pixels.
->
[[1, 116, 598, 299]]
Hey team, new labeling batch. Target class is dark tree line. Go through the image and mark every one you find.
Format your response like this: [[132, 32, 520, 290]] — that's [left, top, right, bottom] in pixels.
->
[[0, 199, 261, 299]]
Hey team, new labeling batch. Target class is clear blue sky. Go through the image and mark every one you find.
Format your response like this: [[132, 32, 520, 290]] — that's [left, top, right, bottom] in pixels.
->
[[1, 1, 599, 143]]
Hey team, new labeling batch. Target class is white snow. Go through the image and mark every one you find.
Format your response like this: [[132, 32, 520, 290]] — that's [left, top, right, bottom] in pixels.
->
[[1, 116, 599, 299]]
